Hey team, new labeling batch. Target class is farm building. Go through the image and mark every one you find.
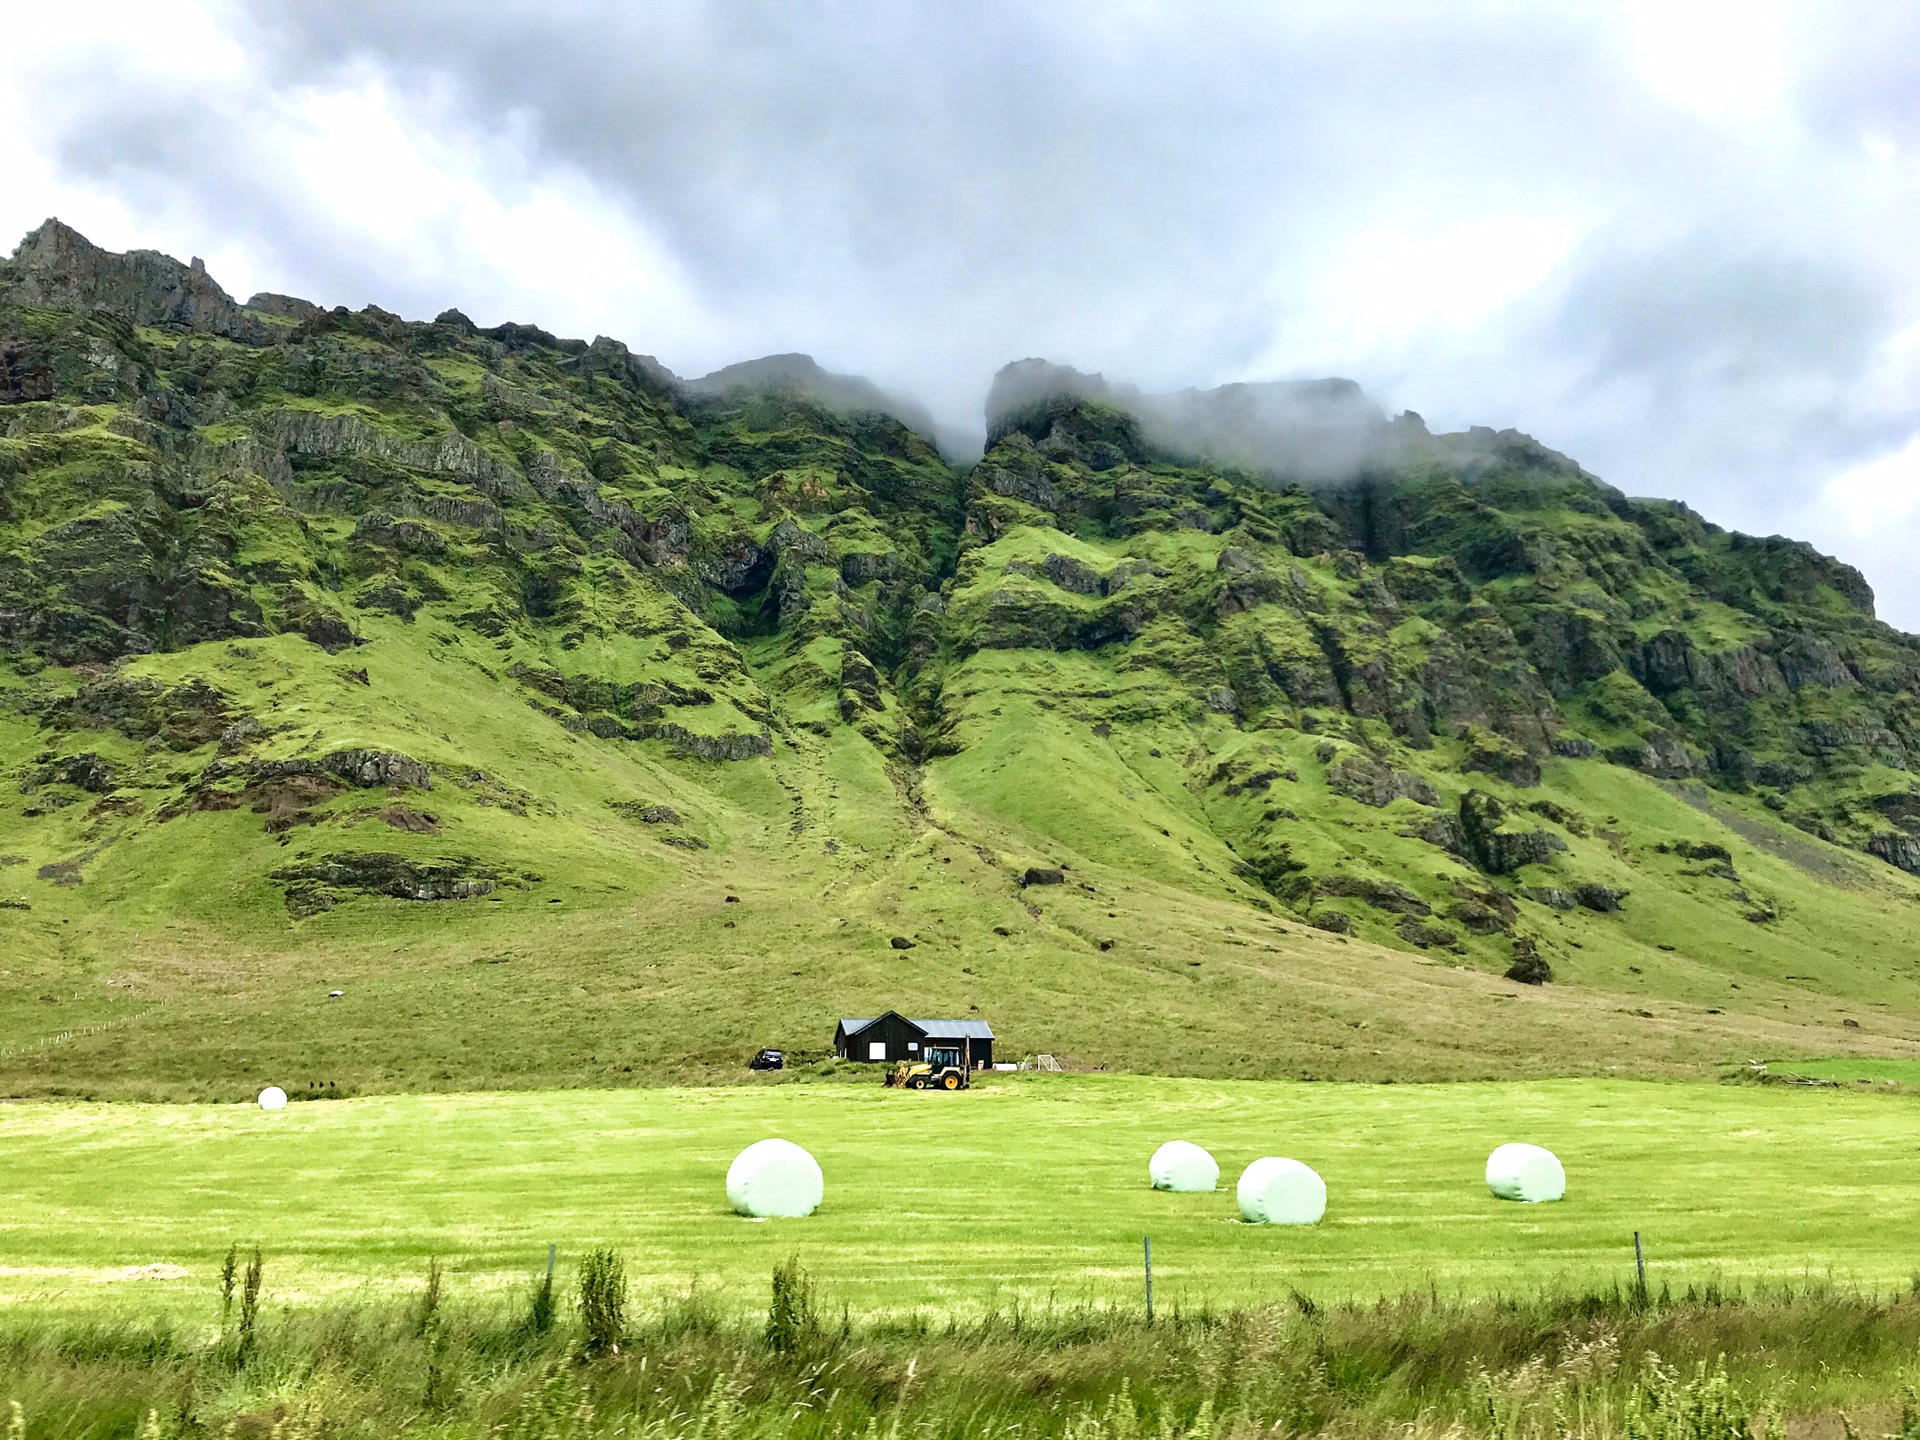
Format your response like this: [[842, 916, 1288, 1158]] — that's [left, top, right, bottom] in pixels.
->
[[835, 1012, 995, 1068]]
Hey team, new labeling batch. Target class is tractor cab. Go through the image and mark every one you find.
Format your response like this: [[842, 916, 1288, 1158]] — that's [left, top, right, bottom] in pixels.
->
[[886, 1043, 972, 1091]]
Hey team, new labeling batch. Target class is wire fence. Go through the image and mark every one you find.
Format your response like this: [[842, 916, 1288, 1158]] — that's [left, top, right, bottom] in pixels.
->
[[0, 1005, 156, 1060]]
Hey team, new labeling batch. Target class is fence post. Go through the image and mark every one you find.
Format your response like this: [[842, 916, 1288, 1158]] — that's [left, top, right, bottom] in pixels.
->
[[1633, 1231, 1646, 1299], [1144, 1234, 1153, 1324]]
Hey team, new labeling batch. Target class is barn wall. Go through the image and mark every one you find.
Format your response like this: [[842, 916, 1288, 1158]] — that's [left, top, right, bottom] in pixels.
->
[[840, 1013, 926, 1061]]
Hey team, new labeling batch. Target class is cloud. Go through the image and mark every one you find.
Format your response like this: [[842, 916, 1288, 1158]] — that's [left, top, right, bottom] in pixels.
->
[[1512, 235, 1913, 497], [9, 1, 1920, 623], [2, 4, 724, 357]]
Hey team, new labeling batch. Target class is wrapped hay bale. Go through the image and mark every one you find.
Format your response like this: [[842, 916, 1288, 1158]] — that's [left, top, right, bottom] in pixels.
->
[[1485, 1142, 1565, 1203], [257, 1086, 288, 1112], [1149, 1140, 1219, 1192], [727, 1138, 823, 1218], [1236, 1157, 1326, 1224]]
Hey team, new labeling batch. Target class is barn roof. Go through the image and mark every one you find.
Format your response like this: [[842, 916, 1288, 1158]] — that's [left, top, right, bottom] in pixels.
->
[[836, 1015, 994, 1040], [912, 1018, 994, 1039]]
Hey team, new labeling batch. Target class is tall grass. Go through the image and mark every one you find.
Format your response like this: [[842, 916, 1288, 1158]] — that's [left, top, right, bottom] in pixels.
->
[[416, 1256, 444, 1338], [216, 1247, 236, 1324], [527, 1250, 557, 1337], [2, 1270, 1917, 1438]]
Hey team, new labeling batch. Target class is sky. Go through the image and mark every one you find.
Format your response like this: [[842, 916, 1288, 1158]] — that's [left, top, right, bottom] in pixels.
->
[[7, 2, 1920, 625]]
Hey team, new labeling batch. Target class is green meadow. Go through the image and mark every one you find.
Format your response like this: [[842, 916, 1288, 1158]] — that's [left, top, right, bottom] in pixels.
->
[[1776, 1055, 1920, 1085], [6, 1074, 1918, 1322]]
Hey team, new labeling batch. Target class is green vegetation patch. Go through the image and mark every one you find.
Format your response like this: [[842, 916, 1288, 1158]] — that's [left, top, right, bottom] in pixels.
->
[[5, 1077, 1920, 1320]]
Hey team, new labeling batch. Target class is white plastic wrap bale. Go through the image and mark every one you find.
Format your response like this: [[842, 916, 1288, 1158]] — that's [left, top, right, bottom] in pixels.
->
[[1485, 1143, 1565, 1203], [1149, 1140, 1219, 1192], [257, 1086, 288, 1112], [726, 1138, 824, 1218], [1236, 1157, 1326, 1224]]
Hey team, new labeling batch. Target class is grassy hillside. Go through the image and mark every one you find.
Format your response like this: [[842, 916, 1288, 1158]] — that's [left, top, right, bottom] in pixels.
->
[[4, 220, 1920, 1093]]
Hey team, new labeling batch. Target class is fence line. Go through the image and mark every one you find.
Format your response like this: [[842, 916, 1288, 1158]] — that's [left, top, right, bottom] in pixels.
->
[[0, 1005, 156, 1060]]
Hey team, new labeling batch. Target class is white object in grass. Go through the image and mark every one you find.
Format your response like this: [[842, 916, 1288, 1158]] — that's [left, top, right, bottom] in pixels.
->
[[257, 1086, 288, 1111], [727, 1138, 823, 1218], [1149, 1140, 1219, 1192], [1485, 1143, 1565, 1203], [1236, 1157, 1326, 1224]]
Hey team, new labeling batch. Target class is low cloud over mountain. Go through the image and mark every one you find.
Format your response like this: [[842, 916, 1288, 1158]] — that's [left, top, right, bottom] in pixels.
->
[[8, 2, 1920, 619]]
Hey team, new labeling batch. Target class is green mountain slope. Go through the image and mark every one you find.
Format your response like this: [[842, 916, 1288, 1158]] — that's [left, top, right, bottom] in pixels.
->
[[3, 219, 1919, 1097]]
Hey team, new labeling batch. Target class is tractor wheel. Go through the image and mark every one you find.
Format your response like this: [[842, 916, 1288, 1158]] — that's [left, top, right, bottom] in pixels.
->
[[942, 1072, 961, 1090], [909, 1076, 926, 1090]]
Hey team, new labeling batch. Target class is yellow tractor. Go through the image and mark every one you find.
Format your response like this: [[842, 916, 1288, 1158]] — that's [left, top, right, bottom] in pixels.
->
[[886, 1044, 972, 1091]]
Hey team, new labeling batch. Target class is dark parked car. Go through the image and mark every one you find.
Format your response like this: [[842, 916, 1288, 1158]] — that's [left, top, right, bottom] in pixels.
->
[[749, 1048, 784, 1071]]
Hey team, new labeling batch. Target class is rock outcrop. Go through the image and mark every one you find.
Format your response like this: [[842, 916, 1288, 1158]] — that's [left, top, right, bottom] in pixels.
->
[[0, 220, 273, 343], [5, 217, 1919, 952]]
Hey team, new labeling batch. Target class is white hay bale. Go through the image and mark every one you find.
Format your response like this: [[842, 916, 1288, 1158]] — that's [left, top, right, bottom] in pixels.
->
[[1149, 1140, 1219, 1192], [1485, 1143, 1565, 1203], [257, 1086, 288, 1112], [1236, 1157, 1326, 1224], [726, 1138, 823, 1218]]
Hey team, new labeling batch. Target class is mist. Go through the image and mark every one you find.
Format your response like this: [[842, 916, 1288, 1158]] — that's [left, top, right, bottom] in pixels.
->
[[987, 359, 1397, 485]]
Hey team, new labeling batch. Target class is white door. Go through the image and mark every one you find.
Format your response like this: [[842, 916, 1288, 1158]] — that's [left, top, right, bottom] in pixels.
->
[[868, 1041, 887, 1060]]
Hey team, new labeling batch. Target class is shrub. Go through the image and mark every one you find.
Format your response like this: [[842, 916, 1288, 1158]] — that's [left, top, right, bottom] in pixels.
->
[[234, 1248, 263, 1369], [577, 1248, 626, 1355], [765, 1255, 817, 1354]]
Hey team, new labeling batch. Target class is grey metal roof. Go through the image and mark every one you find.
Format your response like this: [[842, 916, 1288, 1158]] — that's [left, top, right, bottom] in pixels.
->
[[909, 1018, 994, 1040], [836, 1015, 994, 1040]]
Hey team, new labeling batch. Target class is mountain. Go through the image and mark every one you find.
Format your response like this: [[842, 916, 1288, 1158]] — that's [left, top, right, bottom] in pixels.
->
[[3, 220, 1919, 1098]]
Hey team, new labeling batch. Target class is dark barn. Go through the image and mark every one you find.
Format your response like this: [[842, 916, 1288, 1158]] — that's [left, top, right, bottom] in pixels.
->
[[835, 1012, 994, 1069]]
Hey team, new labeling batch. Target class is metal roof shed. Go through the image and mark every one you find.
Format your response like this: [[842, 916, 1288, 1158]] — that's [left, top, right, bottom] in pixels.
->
[[835, 1011, 994, 1067]]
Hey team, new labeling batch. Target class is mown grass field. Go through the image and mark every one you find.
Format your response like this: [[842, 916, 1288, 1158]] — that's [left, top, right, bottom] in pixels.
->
[[6, 1074, 1918, 1323]]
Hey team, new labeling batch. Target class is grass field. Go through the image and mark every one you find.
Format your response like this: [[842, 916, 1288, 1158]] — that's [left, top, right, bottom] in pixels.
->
[[1777, 1056, 1920, 1085], [7, 1074, 1920, 1323]]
